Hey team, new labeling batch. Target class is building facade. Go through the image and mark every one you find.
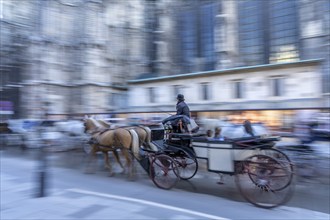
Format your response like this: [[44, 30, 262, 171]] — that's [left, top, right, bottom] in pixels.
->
[[129, 59, 323, 109], [128, 0, 329, 111], [0, 0, 329, 120]]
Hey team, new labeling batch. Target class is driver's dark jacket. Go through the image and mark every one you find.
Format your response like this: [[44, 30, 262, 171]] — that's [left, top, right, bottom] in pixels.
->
[[176, 101, 190, 118]]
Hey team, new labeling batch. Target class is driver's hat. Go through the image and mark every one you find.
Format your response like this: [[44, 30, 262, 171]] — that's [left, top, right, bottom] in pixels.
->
[[177, 94, 184, 100]]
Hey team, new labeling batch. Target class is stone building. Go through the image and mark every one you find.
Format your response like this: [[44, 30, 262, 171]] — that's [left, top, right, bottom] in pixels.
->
[[0, 0, 329, 120], [128, 59, 324, 127], [1, 0, 151, 118]]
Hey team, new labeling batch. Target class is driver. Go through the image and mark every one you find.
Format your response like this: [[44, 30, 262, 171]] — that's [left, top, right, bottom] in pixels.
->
[[176, 94, 190, 118]]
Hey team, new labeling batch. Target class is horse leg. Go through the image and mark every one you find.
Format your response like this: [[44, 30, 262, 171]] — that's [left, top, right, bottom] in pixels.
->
[[103, 150, 114, 177], [128, 152, 136, 181], [121, 149, 134, 180], [84, 145, 98, 174], [131, 154, 137, 180], [112, 149, 125, 174]]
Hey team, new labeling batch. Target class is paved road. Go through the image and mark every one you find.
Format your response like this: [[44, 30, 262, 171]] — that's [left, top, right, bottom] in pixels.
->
[[1, 146, 329, 220], [2, 150, 330, 220]]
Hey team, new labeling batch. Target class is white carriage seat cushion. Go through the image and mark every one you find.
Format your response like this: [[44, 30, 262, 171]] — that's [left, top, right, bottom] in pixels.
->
[[187, 119, 199, 133]]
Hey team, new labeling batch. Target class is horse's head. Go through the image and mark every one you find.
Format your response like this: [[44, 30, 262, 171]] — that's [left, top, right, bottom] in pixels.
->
[[83, 116, 98, 133]]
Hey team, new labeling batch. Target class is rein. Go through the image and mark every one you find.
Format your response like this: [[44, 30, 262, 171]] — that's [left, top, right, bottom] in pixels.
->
[[86, 126, 115, 135]]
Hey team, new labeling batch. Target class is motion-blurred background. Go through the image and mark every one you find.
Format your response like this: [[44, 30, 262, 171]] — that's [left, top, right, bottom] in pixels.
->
[[1, 0, 329, 148], [1, 2, 330, 218]]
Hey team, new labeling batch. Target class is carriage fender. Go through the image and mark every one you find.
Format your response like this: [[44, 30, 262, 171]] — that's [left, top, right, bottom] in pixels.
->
[[180, 145, 196, 159]]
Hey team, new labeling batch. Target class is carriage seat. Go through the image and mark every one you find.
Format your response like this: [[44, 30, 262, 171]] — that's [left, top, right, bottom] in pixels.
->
[[162, 115, 199, 133], [228, 135, 280, 149], [168, 132, 205, 139], [229, 135, 281, 143]]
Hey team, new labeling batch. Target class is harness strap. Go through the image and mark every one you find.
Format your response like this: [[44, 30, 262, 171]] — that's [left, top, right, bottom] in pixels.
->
[[99, 128, 116, 135]]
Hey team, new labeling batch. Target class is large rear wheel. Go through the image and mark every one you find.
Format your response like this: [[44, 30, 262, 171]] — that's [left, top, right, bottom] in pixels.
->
[[235, 154, 294, 208], [255, 148, 294, 190], [150, 154, 180, 190]]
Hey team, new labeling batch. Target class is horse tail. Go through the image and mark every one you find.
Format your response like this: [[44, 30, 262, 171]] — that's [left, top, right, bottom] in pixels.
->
[[128, 129, 140, 160], [133, 127, 144, 147], [142, 126, 158, 151]]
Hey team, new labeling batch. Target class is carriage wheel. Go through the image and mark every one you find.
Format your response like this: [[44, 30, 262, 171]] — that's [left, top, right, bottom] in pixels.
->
[[235, 154, 294, 208], [255, 148, 294, 190], [150, 154, 180, 190], [172, 155, 198, 180]]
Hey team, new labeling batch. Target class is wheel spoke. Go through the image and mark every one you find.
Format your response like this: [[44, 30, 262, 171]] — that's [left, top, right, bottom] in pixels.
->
[[173, 155, 198, 180], [150, 154, 180, 190]]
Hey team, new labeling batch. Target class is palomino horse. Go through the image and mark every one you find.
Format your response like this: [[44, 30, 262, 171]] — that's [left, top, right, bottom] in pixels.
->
[[94, 119, 158, 173], [94, 119, 156, 170], [83, 116, 140, 179], [97, 119, 158, 151]]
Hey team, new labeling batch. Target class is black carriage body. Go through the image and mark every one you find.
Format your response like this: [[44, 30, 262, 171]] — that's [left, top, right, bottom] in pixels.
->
[[151, 128, 196, 158], [151, 128, 164, 141]]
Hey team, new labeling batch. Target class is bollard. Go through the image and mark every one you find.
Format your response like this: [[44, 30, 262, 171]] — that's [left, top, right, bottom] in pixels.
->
[[36, 145, 48, 198], [35, 104, 50, 198]]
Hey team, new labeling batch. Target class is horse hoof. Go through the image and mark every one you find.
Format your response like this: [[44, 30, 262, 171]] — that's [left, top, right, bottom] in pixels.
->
[[108, 172, 115, 177]]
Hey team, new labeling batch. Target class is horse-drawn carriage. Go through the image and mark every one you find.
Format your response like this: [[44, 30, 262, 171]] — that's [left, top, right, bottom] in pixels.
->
[[137, 116, 294, 209], [83, 115, 294, 209]]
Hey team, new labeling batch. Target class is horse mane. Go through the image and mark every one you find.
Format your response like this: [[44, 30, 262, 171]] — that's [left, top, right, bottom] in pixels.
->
[[97, 119, 111, 128], [89, 118, 104, 128]]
